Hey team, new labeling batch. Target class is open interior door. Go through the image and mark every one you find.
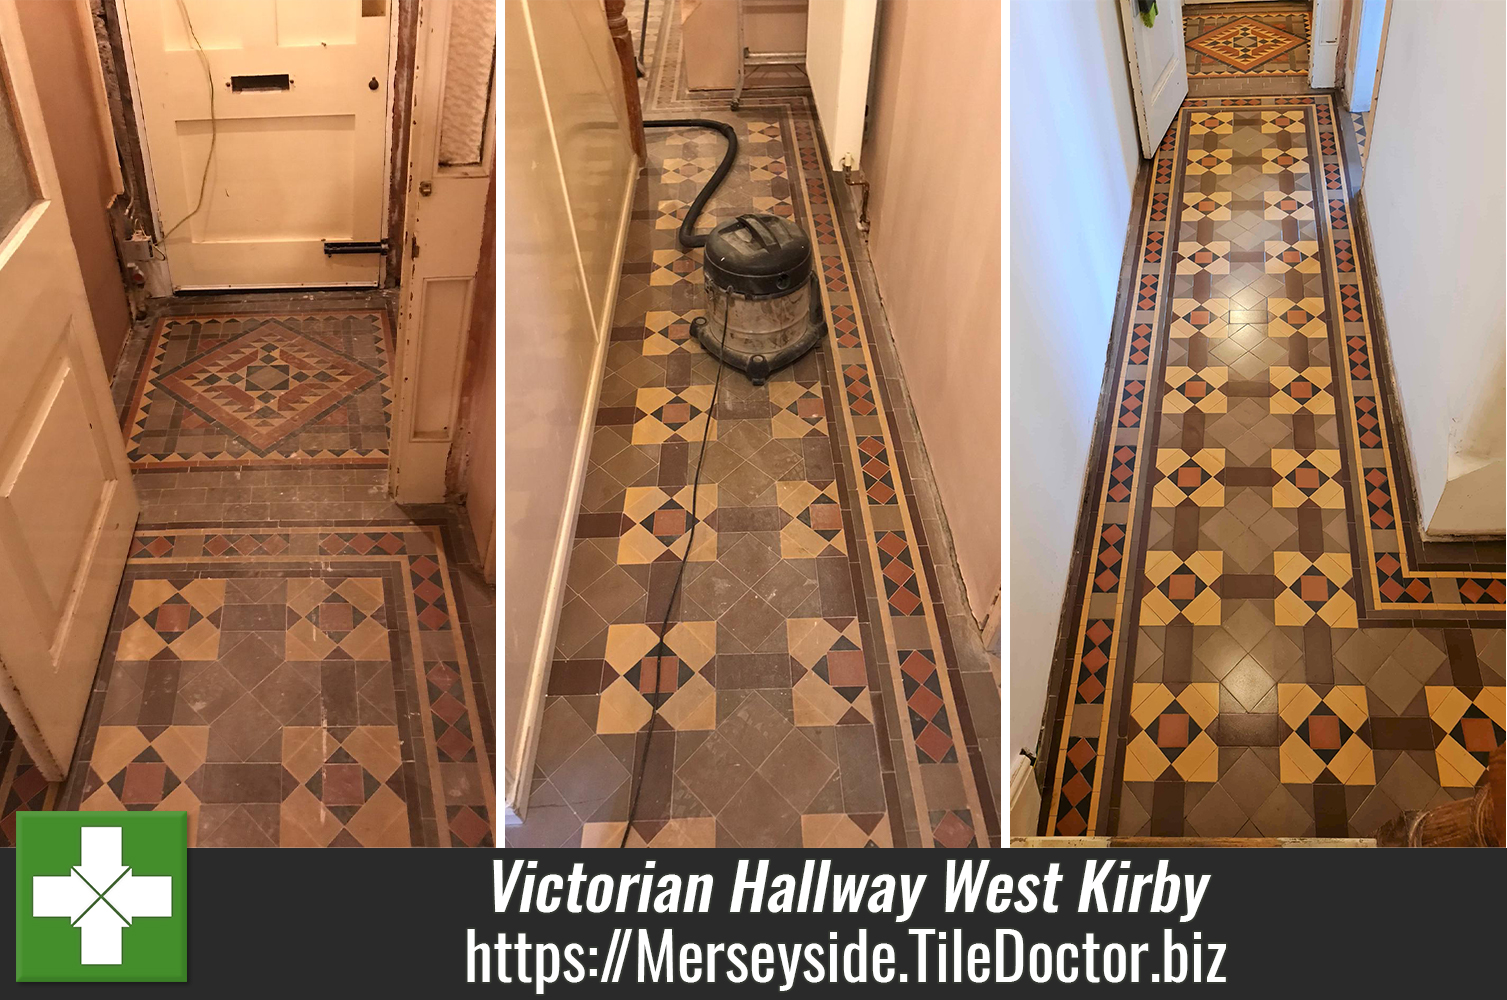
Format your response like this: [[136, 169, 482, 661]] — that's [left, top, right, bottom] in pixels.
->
[[0, 0, 140, 779], [1119, 0, 1188, 157], [391, 0, 496, 503]]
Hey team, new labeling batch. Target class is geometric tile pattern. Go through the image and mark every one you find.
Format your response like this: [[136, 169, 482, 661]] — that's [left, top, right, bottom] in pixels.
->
[[512, 8, 996, 849], [1186, 12, 1309, 78], [123, 313, 391, 469], [1041, 94, 1506, 842], [0, 522, 494, 848], [1426, 686, 1504, 787]]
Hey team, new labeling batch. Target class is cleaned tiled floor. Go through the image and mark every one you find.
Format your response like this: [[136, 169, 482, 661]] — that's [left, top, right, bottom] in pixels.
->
[[509, 0, 998, 849], [1184, 3, 1310, 80], [1038, 94, 1505, 840], [0, 296, 495, 848]]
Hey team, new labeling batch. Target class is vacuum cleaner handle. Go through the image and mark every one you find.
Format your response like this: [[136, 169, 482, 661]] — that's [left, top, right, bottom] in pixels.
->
[[735, 213, 779, 250]]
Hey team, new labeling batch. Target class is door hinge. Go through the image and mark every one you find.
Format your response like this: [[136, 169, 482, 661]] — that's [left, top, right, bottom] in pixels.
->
[[322, 239, 389, 256]]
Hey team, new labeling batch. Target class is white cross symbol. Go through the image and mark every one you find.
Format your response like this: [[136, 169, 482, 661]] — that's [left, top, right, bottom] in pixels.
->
[[32, 827, 173, 965]]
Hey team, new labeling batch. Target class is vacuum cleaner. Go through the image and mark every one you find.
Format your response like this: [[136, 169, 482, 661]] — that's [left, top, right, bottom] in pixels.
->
[[645, 117, 825, 385]]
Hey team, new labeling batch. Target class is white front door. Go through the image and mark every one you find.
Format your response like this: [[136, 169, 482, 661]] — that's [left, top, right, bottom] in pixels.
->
[[123, 0, 392, 289], [0, 1, 140, 780], [1119, 0, 1189, 157]]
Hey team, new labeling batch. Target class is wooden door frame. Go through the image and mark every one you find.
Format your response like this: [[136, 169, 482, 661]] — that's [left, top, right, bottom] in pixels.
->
[[388, 0, 497, 506], [109, 0, 408, 290]]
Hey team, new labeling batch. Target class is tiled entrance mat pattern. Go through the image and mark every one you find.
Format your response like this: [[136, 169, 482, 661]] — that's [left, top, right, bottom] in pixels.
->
[[511, 2, 996, 849], [122, 311, 392, 470], [0, 524, 493, 848], [1039, 95, 1505, 841], [1185, 4, 1310, 79]]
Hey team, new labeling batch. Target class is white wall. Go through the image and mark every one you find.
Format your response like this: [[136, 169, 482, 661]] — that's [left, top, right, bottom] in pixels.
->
[[1009, 0, 1140, 756], [804, 0, 876, 167], [503, 0, 638, 817], [1361, 0, 1506, 536], [862, 0, 1001, 625]]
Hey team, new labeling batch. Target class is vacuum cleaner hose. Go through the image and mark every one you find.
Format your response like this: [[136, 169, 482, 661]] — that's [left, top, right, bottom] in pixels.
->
[[616, 118, 737, 849], [643, 118, 740, 249]]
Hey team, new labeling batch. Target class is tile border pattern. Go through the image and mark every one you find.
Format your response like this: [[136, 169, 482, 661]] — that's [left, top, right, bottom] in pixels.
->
[[121, 311, 394, 471], [1041, 93, 1505, 837], [0, 521, 495, 848], [637, 0, 996, 846]]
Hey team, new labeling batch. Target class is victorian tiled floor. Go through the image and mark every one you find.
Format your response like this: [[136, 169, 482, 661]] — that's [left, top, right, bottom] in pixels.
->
[[1037, 94, 1505, 840], [508, 0, 999, 849], [1184, 3, 1310, 80], [0, 293, 496, 848]]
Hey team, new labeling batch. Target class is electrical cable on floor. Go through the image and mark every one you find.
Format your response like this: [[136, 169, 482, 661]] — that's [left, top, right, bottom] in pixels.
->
[[617, 117, 740, 849], [617, 291, 731, 849], [160, 0, 217, 245]]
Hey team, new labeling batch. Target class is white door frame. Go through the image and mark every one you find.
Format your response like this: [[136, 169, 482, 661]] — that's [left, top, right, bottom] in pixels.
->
[[112, 0, 402, 289], [389, 0, 496, 503], [1309, 0, 1342, 89]]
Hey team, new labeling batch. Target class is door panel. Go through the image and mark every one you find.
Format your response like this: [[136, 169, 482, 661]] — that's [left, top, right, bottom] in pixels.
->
[[1120, 0, 1188, 157], [123, 0, 391, 288], [0, 0, 140, 779], [391, 0, 495, 503]]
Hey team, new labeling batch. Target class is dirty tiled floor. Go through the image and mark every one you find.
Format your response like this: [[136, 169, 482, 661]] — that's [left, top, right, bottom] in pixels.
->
[[1038, 95, 1505, 840], [509, 1, 999, 849], [0, 294, 495, 848]]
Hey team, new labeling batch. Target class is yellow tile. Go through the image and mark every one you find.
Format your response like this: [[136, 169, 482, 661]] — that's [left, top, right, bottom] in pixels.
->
[[1324, 686, 1370, 731], [605, 624, 658, 673], [346, 785, 410, 847], [1130, 683, 1175, 727], [581, 822, 627, 848], [1425, 686, 1471, 730], [658, 676, 715, 731], [1475, 687, 1505, 728], [792, 673, 850, 727], [153, 726, 208, 780], [1279, 733, 1327, 784], [89, 726, 149, 781], [596, 677, 654, 735], [343, 726, 402, 781], [280, 785, 340, 847], [1122, 732, 1170, 783], [1173, 732, 1219, 783], [116, 620, 167, 661], [1278, 683, 1322, 728], [1327, 736, 1373, 786], [128, 579, 176, 615], [667, 620, 715, 670], [1434, 737, 1483, 788], [282, 726, 330, 783], [170, 618, 222, 660], [179, 578, 225, 614], [1180, 683, 1220, 728]]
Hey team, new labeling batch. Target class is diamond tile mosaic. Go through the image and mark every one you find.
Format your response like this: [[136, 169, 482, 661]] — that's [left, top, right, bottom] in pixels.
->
[[1184, 4, 1310, 79]]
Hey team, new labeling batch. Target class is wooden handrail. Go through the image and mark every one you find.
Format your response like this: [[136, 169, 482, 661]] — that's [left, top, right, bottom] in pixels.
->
[[604, 0, 646, 160]]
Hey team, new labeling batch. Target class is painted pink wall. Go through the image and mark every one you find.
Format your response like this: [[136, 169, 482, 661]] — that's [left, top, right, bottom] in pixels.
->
[[862, 0, 1002, 622]]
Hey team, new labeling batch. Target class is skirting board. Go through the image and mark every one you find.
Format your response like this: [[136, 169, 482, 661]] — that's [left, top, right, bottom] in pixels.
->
[[1009, 754, 1041, 839], [504, 156, 641, 827]]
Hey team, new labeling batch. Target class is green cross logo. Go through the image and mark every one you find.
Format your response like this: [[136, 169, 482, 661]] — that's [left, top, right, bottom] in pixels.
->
[[15, 812, 187, 982]]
